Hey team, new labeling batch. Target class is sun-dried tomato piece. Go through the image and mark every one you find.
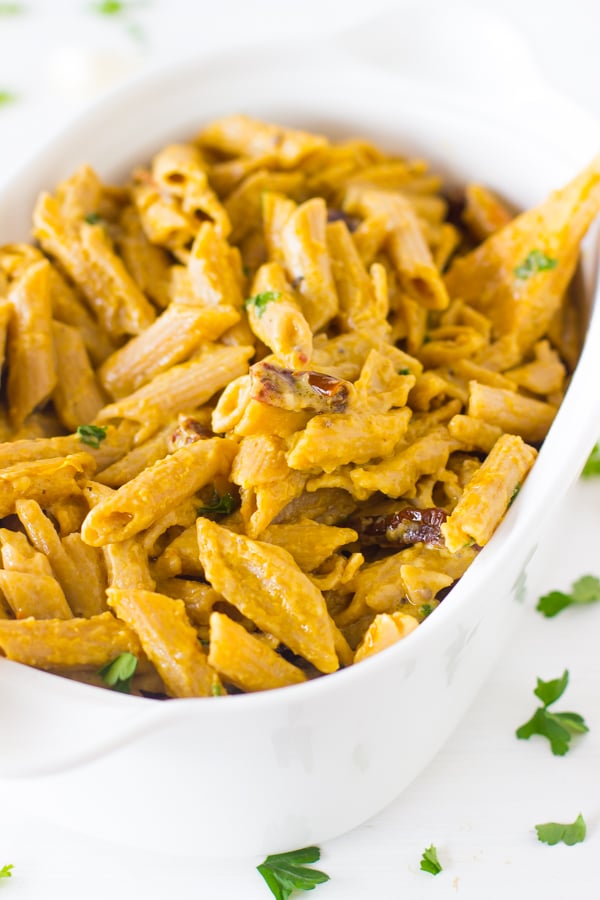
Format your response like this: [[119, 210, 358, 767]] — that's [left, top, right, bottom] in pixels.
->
[[351, 506, 448, 548], [249, 361, 352, 413], [168, 416, 213, 452]]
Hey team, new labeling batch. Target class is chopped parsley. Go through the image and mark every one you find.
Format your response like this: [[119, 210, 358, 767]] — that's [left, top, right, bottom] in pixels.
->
[[197, 492, 235, 519], [398, 367, 411, 375], [99, 652, 137, 693], [91, 0, 126, 13], [514, 249, 558, 280], [581, 443, 600, 477], [211, 681, 224, 696], [516, 670, 589, 756], [420, 844, 443, 875], [0, 864, 13, 879], [257, 846, 330, 900], [535, 813, 586, 846], [77, 424, 108, 449], [84, 211, 102, 225], [508, 482, 521, 507], [537, 574, 600, 618], [244, 290, 281, 318], [0, 91, 17, 107], [419, 603, 433, 618]]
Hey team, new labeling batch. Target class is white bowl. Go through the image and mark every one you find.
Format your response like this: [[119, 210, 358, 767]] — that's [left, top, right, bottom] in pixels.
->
[[1, 6, 600, 859]]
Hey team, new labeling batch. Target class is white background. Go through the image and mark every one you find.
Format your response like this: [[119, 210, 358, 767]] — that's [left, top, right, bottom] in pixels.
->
[[1, 1, 600, 897]]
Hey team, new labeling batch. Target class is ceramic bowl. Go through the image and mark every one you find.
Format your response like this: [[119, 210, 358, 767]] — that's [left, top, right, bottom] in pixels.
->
[[1, 6, 600, 859]]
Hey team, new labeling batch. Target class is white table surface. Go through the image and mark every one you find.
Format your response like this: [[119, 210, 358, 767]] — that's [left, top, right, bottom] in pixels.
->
[[1, 1, 600, 897]]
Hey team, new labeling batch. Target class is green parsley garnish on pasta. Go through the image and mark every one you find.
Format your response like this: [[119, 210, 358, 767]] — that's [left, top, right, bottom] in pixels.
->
[[514, 249, 558, 279]]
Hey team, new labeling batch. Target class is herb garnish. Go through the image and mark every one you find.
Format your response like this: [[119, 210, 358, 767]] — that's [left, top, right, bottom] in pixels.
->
[[0, 91, 17, 107], [508, 482, 521, 507], [420, 844, 443, 875], [514, 249, 558, 280], [535, 813, 586, 846], [257, 846, 330, 899], [244, 290, 281, 318], [84, 211, 102, 225], [419, 603, 433, 618], [398, 367, 411, 375], [581, 443, 600, 477], [537, 574, 600, 618], [516, 670, 589, 755], [99, 652, 138, 693], [197, 492, 235, 519], [77, 424, 108, 449], [0, 864, 13, 879]]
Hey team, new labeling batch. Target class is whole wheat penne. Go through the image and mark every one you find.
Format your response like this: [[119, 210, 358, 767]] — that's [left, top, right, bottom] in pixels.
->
[[281, 197, 339, 332], [442, 433, 537, 552], [16, 499, 100, 618], [95, 343, 253, 443], [0, 571, 72, 620], [197, 518, 339, 674], [468, 381, 557, 444], [208, 611, 307, 691], [51, 321, 105, 432], [0, 453, 95, 518], [99, 303, 223, 400], [81, 437, 237, 546], [107, 587, 218, 698], [7, 260, 56, 428], [0, 612, 142, 669]]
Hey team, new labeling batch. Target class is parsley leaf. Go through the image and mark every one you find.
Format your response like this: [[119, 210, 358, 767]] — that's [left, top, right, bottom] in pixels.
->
[[537, 575, 600, 618], [536, 813, 586, 846], [84, 211, 102, 225], [91, 0, 125, 13], [419, 603, 433, 618], [197, 492, 235, 519], [398, 367, 411, 375], [420, 844, 443, 875], [0, 864, 13, 879], [257, 846, 330, 899], [508, 481, 521, 507], [533, 670, 569, 706], [77, 424, 108, 449], [516, 670, 589, 755], [582, 443, 600, 477], [514, 249, 558, 279], [244, 290, 281, 318], [0, 91, 17, 107], [99, 652, 137, 693]]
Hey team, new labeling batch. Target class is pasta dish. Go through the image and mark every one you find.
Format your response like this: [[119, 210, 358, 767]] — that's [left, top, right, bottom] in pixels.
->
[[0, 115, 598, 698]]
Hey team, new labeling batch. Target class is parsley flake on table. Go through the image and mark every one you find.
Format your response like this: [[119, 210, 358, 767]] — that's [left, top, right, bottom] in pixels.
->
[[0, 91, 17, 107], [514, 249, 558, 279], [420, 844, 443, 875], [581, 443, 600, 477], [516, 670, 589, 756], [257, 846, 330, 899], [99, 652, 137, 693], [0, 864, 13, 879], [76, 424, 108, 449], [244, 290, 281, 318], [537, 574, 600, 618], [535, 813, 586, 846], [197, 492, 235, 519]]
